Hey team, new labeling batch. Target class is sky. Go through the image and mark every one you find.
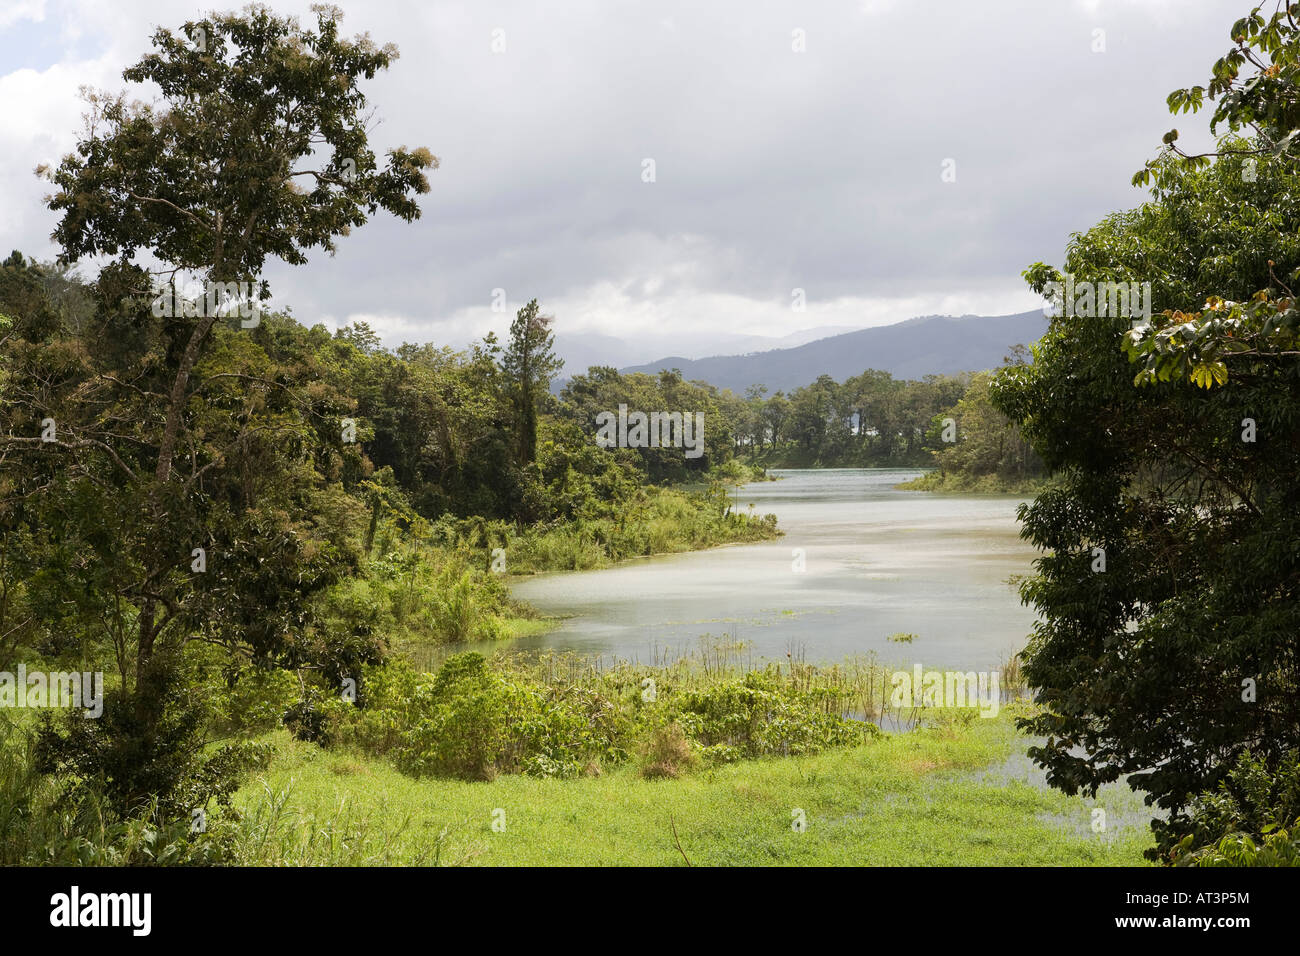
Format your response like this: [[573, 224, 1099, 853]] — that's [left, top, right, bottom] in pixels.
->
[[0, 0, 1246, 357]]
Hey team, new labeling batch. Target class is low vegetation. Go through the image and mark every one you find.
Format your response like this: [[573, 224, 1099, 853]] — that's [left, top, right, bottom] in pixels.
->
[[896, 470, 1047, 496], [0, 653, 1148, 867]]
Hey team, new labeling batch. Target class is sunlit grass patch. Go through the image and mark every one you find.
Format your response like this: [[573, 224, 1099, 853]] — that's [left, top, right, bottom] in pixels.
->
[[231, 710, 1152, 866]]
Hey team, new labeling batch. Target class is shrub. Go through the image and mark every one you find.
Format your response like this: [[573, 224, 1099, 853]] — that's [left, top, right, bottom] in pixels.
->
[[329, 659, 423, 757], [208, 664, 298, 736], [1, 713, 243, 865], [388, 653, 624, 781], [284, 686, 335, 746], [33, 652, 271, 820], [638, 722, 695, 779], [320, 655, 876, 784], [395, 653, 523, 780], [1176, 826, 1300, 867], [675, 671, 873, 763], [1163, 750, 1300, 867]]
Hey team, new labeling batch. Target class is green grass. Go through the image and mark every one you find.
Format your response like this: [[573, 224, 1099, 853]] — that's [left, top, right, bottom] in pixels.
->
[[232, 705, 1153, 866], [497, 616, 557, 640]]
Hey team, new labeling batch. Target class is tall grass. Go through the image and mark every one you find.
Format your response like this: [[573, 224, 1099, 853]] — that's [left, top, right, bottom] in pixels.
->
[[233, 781, 484, 866], [496, 636, 1030, 730]]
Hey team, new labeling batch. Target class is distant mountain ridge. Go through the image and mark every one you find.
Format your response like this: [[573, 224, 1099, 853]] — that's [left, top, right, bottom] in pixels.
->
[[551, 324, 858, 375], [616, 310, 1048, 393]]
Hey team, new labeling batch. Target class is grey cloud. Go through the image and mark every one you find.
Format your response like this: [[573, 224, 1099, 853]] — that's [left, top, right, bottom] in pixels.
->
[[1, 0, 1244, 349]]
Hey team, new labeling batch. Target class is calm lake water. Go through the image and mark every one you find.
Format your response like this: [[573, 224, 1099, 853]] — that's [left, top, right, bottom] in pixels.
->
[[508, 468, 1040, 669]]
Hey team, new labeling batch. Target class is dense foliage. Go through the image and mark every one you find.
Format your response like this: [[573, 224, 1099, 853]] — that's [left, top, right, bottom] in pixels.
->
[[722, 371, 973, 467], [896, 365, 1045, 492], [1167, 750, 1300, 866], [319, 651, 878, 783], [995, 3, 1300, 862]]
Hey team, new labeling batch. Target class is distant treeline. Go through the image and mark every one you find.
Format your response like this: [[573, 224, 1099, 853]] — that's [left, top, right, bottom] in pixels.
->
[[581, 362, 1042, 481]]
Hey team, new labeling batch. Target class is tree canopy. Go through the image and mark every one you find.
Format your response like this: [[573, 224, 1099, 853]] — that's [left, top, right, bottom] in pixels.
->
[[995, 3, 1300, 860]]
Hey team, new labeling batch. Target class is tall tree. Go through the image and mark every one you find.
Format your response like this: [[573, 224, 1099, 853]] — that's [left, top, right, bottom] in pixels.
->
[[502, 299, 562, 468], [2, 7, 434, 812], [994, 4, 1300, 857]]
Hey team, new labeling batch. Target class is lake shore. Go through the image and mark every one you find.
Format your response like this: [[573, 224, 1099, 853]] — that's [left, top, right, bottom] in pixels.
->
[[506, 468, 1038, 670]]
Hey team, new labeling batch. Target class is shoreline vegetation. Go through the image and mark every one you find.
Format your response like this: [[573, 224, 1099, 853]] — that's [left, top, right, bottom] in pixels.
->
[[223, 705, 1152, 866], [5, 639, 1157, 866], [895, 469, 1049, 496], [338, 481, 783, 651], [706, 459, 779, 485]]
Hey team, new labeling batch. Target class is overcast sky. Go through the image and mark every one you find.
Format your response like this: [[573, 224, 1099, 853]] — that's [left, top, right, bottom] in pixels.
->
[[0, 0, 1244, 354]]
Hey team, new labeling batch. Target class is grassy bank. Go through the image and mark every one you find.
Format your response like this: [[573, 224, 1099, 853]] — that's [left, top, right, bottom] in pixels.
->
[[222, 646, 1153, 865], [896, 470, 1048, 495], [426, 483, 780, 577], [235, 646, 1149, 865], [349, 482, 781, 650], [0, 645, 1157, 865], [229, 706, 1151, 866]]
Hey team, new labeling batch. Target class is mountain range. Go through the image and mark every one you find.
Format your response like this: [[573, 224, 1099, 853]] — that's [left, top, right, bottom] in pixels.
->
[[606, 310, 1049, 394], [551, 325, 858, 375]]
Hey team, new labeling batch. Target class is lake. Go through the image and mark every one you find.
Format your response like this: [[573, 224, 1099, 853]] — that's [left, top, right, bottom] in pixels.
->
[[508, 468, 1040, 669]]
